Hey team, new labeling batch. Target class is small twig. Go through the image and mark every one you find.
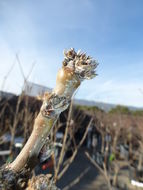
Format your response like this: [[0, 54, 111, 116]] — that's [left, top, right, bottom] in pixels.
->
[[85, 151, 105, 176], [54, 100, 73, 181], [0, 55, 16, 94], [16, 53, 26, 80], [63, 167, 90, 190], [85, 151, 112, 190], [57, 119, 93, 180]]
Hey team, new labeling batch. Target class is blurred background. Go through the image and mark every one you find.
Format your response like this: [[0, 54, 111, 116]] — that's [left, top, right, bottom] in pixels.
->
[[0, 0, 143, 189]]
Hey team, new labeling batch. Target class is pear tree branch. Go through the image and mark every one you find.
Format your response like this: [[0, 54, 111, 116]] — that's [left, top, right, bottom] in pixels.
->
[[0, 48, 98, 190]]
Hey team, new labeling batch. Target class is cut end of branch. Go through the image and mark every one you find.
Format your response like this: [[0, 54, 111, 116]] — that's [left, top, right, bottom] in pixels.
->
[[63, 48, 98, 80]]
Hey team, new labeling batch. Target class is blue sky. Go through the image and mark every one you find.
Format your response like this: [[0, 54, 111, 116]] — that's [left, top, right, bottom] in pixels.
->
[[0, 0, 143, 107]]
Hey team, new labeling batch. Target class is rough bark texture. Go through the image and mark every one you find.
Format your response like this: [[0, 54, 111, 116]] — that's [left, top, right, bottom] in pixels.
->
[[0, 48, 98, 190]]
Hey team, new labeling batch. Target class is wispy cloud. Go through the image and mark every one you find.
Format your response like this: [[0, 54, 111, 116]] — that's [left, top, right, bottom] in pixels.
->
[[76, 79, 143, 107]]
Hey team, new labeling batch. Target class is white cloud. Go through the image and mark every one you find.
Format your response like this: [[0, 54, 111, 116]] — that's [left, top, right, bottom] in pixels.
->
[[76, 79, 143, 107]]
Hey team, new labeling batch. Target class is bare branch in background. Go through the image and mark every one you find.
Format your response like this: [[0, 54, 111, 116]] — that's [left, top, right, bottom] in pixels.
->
[[0, 55, 17, 95], [54, 100, 74, 181], [85, 151, 112, 190], [57, 119, 93, 180], [63, 167, 90, 190]]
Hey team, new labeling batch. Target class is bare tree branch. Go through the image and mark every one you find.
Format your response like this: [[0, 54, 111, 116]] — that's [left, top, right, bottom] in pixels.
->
[[0, 48, 98, 190]]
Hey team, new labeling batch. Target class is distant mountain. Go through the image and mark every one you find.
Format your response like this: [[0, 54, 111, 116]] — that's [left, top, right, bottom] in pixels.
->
[[73, 99, 142, 112]]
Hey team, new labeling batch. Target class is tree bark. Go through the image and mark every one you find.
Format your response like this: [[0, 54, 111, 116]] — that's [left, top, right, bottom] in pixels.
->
[[0, 48, 98, 190]]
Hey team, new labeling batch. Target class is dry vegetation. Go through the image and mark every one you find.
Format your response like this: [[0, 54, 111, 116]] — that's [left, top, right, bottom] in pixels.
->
[[0, 94, 143, 190]]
